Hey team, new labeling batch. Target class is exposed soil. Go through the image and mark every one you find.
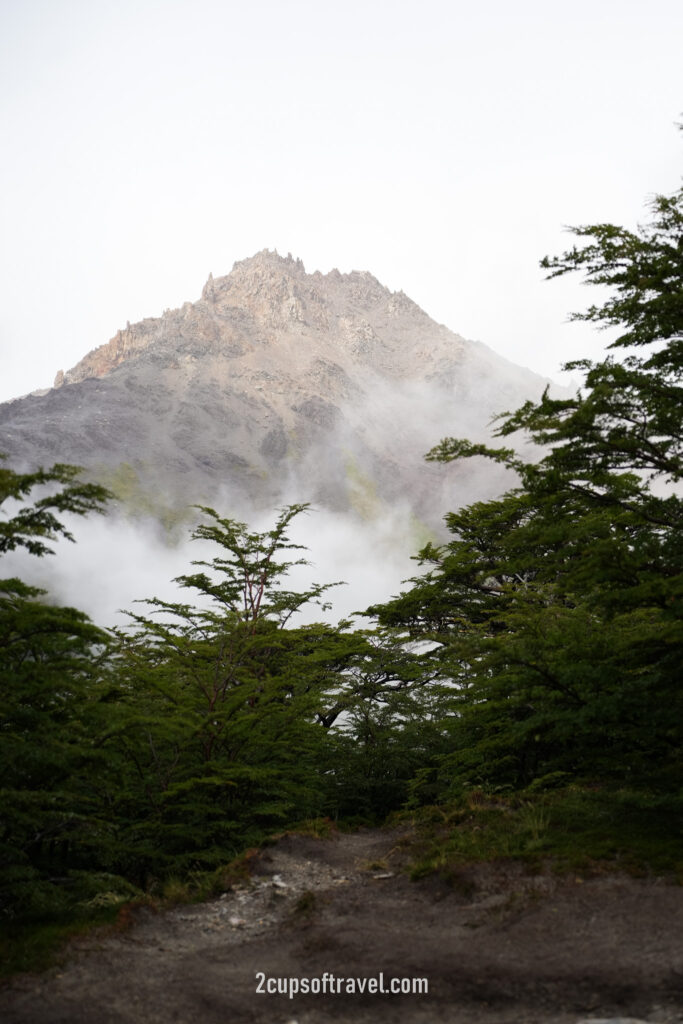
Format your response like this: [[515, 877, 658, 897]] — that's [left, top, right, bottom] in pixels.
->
[[1, 827, 682, 1024]]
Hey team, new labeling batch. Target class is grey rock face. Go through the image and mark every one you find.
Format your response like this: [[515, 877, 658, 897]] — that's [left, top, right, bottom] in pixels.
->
[[0, 250, 558, 527]]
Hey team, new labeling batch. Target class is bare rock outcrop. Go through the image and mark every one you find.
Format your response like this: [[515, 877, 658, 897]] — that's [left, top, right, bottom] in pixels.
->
[[0, 251, 558, 527]]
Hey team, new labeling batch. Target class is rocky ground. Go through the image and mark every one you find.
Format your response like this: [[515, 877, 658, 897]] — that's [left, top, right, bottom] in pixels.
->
[[1, 827, 681, 1024]]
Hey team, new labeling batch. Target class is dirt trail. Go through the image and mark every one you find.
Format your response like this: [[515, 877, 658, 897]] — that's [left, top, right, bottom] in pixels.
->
[[1, 827, 682, 1024]]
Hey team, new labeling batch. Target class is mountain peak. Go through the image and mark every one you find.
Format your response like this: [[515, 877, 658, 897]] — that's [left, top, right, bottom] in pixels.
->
[[1, 252, 557, 529], [203, 250, 311, 311], [55, 253, 408, 388], [234, 248, 306, 271]]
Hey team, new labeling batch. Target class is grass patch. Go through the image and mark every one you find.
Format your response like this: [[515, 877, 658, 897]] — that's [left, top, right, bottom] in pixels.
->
[[0, 902, 130, 980], [343, 454, 384, 521], [401, 786, 683, 882], [0, 870, 146, 979], [0, 817, 331, 980], [293, 890, 317, 916], [273, 817, 338, 841], [92, 461, 193, 538]]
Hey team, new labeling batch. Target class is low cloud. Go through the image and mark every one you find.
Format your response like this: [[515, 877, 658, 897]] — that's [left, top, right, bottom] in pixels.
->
[[2, 355, 551, 629]]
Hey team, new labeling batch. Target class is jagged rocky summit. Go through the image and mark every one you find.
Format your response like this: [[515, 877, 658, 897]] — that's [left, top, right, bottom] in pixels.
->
[[0, 250, 554, 529]]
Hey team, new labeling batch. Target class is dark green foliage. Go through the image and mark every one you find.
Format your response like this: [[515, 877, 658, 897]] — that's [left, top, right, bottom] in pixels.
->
[[103, 505, 350, 875], [539, 187, 683, 355], [4, 153, 683, 973], [404, 787, 683, 881], [322, 626, 453, 820], [0, 463, 112, 923], [0, 458, 110, 556], [371, 170, 683, 798]]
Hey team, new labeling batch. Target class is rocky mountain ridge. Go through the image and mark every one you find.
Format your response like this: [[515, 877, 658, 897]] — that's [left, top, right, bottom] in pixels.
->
[[1, 251, 556, 530], [53, 252, 441, 388]]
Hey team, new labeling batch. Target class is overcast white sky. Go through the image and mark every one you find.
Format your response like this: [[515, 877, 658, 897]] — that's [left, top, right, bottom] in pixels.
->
[[1, 0, 681, 404]]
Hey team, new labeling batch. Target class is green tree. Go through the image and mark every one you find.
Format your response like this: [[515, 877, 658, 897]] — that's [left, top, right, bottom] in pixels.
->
[[372, 171, 683, 796], [106, 505, 352, 874], [321, 624, 451, 819], [0, 459, 110, 556], [0, 461, 111, 920]]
